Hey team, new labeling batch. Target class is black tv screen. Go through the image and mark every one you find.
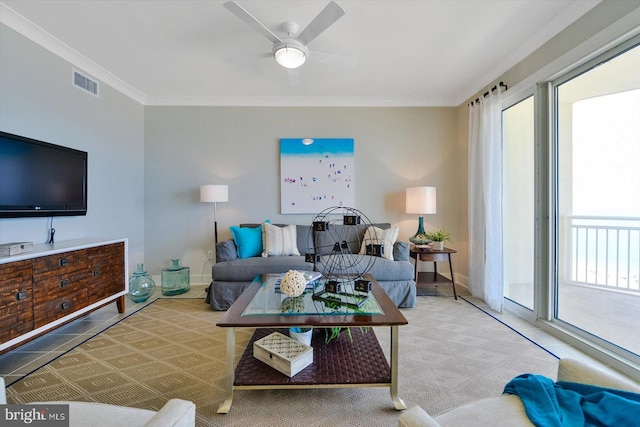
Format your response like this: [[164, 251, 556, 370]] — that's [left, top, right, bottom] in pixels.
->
[[0, 131, 88, 218]]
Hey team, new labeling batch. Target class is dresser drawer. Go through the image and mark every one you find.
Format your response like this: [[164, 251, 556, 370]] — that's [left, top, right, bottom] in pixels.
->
[[33, 271, 88, 305], [87, 243, 124, 283], [0, 259, 33, 306], [87, 263, 125, 299], [88, 260, 124, 285], [87, 243, 125, 304], [0, 260, 34, 342], [34, 288, 88, 328], [32, 249, 87, 278]]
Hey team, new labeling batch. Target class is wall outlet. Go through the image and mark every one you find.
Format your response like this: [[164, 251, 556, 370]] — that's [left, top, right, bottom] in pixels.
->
[[207, 250, 213, 260]]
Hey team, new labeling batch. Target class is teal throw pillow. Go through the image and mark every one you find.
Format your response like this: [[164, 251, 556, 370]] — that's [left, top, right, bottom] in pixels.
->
[[230, 220, 269, 259]]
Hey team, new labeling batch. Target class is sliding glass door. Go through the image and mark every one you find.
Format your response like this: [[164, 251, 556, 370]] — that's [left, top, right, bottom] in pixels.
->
[[503, 97, 535, 310], [553, 41, 640, 357]]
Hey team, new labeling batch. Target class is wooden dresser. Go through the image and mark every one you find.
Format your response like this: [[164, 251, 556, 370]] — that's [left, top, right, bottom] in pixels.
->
[[0, 239, 128, 353]]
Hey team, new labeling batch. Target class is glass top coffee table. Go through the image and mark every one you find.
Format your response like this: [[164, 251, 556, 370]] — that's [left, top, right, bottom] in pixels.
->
[[216, 273, 408, 414]]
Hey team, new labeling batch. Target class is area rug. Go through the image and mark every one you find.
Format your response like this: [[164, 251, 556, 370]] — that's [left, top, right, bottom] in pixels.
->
[[6, 297, 559, 426]]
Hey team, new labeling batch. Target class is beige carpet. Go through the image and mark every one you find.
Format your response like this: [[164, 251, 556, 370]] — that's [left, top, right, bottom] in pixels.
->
[[6, 297, 559, 426]]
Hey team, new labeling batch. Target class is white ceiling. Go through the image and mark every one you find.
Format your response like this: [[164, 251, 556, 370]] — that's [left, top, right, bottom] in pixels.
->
[[0, 0, 601, 106]]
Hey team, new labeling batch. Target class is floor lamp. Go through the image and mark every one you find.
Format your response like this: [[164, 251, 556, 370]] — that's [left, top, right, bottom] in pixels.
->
[[200, 184, 229, 244]]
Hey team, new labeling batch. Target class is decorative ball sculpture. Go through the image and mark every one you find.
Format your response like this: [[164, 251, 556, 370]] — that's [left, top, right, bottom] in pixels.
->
[[280, 270, 307, 297]]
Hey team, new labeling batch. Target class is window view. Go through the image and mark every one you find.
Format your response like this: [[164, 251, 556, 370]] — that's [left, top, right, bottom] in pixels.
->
[[503, 96, 535, 310], [555, 43, 640, 356]]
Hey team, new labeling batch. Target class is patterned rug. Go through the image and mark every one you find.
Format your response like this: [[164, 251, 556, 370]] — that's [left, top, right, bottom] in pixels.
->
[[6, 297, 559, 426]]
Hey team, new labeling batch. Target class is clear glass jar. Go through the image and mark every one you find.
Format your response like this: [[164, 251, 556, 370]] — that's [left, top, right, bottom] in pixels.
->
[[161, 259, 190, 296], [128, 263, 156, 302]]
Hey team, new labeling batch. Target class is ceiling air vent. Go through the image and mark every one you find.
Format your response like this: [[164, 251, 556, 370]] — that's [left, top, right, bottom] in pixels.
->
[[72, 70, 99, 97]]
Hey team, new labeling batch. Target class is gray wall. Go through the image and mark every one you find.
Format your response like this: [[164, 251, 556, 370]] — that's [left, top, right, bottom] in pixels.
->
[[144, 106, 459, 282], [0, 24, 145, 266]]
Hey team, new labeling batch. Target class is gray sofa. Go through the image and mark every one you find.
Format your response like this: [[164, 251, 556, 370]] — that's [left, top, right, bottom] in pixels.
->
[[210, 223, 416, 310]]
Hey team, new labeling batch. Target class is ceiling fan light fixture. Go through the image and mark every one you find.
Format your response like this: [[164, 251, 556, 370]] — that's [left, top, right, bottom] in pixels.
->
[[274, 45, 306, 69]]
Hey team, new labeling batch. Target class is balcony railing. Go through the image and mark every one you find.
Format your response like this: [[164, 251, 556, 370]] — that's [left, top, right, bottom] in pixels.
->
[[565, 216, 640, 293]]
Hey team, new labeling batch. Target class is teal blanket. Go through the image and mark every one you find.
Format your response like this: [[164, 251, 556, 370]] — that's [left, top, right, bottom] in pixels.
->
[[503, 374, 640, 427]]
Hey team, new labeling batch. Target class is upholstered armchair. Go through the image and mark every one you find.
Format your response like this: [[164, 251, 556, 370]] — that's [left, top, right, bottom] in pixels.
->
[[1, 377, 196, 427], [399, 358, 640, 427]]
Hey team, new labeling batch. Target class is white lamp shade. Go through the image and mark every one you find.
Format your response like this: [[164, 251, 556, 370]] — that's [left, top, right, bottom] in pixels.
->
[[406, 187, 436, 214], [200, 185, 228, 203]]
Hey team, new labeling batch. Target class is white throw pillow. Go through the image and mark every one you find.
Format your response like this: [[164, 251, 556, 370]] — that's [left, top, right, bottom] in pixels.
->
[[262, 223, 300, 257], [359, 226, 399, 260]]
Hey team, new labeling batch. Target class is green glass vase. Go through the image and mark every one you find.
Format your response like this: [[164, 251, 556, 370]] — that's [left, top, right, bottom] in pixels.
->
[[128, 263, 156, 303], [161, 259, 190, 296]]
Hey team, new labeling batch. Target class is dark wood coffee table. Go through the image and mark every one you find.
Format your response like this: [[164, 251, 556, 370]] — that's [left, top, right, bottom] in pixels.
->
[[216, 274, 408, 414]]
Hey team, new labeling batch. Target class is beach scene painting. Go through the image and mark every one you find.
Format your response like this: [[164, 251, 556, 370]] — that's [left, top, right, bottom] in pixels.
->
[[280, 138, 354, 214]]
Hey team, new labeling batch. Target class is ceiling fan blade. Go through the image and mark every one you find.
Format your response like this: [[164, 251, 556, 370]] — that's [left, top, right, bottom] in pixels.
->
[[309, 50, 358, 69], [296, 1, 345, 46], [223, 1, 282, 45]]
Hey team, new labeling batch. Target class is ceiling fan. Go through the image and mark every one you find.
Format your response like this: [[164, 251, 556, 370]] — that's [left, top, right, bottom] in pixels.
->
[[223, 1, 355, 70]]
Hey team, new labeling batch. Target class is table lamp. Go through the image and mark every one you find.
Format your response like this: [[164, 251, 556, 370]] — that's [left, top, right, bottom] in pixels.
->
[[406, 186, 436, 247], [200, 184, 229, 244]]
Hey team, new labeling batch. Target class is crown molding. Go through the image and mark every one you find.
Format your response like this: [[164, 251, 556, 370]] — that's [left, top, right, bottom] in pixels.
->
[[2, 1, 610, 108], [0, 2, 449, 108], [455, 0, 602, 106], [0, 2, 453, 108], [0, 2, 146, 104], [142, 95, 455, 107]]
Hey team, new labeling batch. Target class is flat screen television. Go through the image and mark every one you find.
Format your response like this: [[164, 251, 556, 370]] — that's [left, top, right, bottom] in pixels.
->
[[0, 131, 88, 218]]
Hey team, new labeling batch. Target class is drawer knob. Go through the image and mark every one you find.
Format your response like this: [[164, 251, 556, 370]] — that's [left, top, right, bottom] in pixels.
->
[[15, 290, 28, 301], [61, 301, 70, 310], [59, 258, 69, 267], [59, 279, 69, 288], [92, 269, 101, 277]]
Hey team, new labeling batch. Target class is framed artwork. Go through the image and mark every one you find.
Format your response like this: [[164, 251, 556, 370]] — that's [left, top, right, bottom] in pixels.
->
[[280, 138, 355, 214]]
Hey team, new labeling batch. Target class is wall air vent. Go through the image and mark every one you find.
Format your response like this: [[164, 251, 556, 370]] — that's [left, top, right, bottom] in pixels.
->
[[72, 70, 99, 97]]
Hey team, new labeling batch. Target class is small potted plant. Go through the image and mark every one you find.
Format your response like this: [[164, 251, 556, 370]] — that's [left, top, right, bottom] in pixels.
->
[[425, 229, 452, 251]]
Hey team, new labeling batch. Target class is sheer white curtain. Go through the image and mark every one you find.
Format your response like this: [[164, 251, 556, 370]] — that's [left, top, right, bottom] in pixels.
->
[[468, 90, 504, 312]]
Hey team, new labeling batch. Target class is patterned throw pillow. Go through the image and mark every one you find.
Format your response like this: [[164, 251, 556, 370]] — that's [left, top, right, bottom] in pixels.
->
[[359, 226, 399, 260], [262, 222, 300, 257]]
